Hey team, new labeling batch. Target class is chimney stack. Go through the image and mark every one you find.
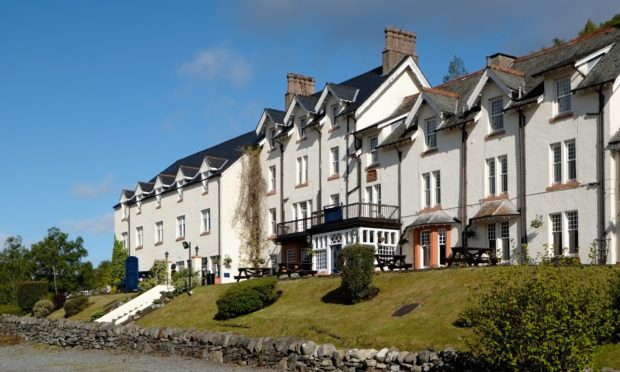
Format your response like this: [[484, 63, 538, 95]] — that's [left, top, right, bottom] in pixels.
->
[[486, 53, 516, 68], [285, 73, 315, 110], [383, 27, 417, 75]]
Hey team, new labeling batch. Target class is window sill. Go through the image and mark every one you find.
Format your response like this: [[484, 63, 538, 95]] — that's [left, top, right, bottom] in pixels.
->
[[365, 163, 380, 171], [327, 174, 340, 181], [154, 242, 163, 246], [135, 246, 143, 250], [175, 237, 185, 242], [266, 190, 276, 196], [549, 112, 574, 124], [200, 231, 211, 236], [485, 129, 505, 141], [295, 182, 309, 189], [481, 193, 509, 202], [295, 137, 308, 144], [420, 205, 442, 213], [546, 180, 579, 192], [328, 125, 340, 133], [421, 148, 438, 157]]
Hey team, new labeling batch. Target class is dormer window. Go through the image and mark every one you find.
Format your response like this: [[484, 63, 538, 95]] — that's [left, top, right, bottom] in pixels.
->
[[425, 118, 437, 149], [122, 204, 127, 219], [555, 76, 571, 115], [177, 180, 184, 201], [298, 116, 307, 138], [331, 104, 339, 125], [369, 137, 379, 164], [201, 176, 208, 194], [490, 97, 504, 131]]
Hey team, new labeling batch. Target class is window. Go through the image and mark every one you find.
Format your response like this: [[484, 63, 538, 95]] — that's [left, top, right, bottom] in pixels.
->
[[330, 147, 339, 175], [293, 200, 312, 232], [286, 249, 296, 263], [298, 116, 306, 138], [500, 156, 508, 193], [433, 171, 441, 205], [438, 228, 447, 266], [420, 230, 431, 267], [269, 208, 277, 236], [201, 209, 211, 233], [121, 232, 128, 249], [268, 165, 276, 192], [331, 104, 339, 121], [315, 249, 327, 270], [500, 222, 510, 261], [487, 159, 496, 196], [556, 76, 571, 114], [136, 227, 143, 247], [487, 224, 496, 252], [490, 97, 504, 131], [177, 215, 185, 239], [567, 211, 578, 254], [551, 144, 562, 184], [567, 141, 576, 181], [330, 194, 340, 206], [296, 156, 308, 185], [370, 137, 379, 164], [366, 184, 381, 204], [550, 213, 563, 256], [426, 119, 437, 149], [155, 221, 163, 243], [270, 127, 276, 140], [423, 173, 431, 207]]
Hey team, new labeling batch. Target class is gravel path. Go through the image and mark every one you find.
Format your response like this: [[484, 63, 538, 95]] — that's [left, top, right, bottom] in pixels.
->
[[0, 344, 276, 372]]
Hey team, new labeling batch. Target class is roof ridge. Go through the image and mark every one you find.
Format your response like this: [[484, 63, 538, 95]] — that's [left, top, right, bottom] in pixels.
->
[[489, 64, 525, 77], [514, 26, 619, 63], [422, 87, 460, 99], [434, 69, 484, 89]]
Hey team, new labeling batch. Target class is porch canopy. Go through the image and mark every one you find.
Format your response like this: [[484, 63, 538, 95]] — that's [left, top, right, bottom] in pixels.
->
[[470, 199, 520, 223], [405, 209, 456, 230]]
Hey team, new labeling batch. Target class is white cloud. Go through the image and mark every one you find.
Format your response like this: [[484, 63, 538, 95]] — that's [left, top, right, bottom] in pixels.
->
[[179, 47, 252, 86], [72, 174, 115, 199], [62, 213, 114, 235]]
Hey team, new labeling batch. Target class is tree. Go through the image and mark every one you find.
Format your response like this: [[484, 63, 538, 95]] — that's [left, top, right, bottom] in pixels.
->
[[30, 227, 88, 293], [111, 236, 128, 286], [579, 18, 598, 36], [600, 13, 620, 29], [552, 37, 566, 46], [76, 261, 95, 291], [93, 260, 113, 289], [0, 236, 32, 304], [233, 146, 267, 268], [443, 56, 468, 83]]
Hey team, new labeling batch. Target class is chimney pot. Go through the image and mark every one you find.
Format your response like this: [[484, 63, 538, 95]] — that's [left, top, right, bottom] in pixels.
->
[[383, 26, 417, 75], [285, 73, 315, 110]]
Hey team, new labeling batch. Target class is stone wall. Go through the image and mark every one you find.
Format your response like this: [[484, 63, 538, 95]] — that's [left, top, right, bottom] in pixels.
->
[[0, 315, 480, 371]]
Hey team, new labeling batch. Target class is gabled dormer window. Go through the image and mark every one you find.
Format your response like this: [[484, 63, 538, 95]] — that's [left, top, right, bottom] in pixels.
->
[[555, 76, 571, 115], [298, 116, 306, 138], [369, 137, 379, 164], [490, 97, 504, 131], [425, 118, 437, 149], [177, 180, 184, 201], [122, 204, 127, 219], [331, 104, 340, 126]]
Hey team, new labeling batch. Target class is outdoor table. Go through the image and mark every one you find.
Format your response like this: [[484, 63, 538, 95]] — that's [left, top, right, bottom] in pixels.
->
[[375, 254, 412, 271], [277, 263, 317, 278], [234, 267, 272, 282], [446, 247, 496, 267]]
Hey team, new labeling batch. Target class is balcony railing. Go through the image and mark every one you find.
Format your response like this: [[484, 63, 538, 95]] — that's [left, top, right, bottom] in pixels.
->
[[276, 202, 399, 237]]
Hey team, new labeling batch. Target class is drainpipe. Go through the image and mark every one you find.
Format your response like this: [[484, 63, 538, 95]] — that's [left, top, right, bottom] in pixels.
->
[[217, 177, 222, 277], [312, 124, 323, 211], [397, 146, 403, 254], [460, 123, 468, 248], [273, 139, 286, 223], [126, 202, 131, 257], [596, 86, 607, 263], [518, 108, 528, 263], [346, 116, 350, 207]]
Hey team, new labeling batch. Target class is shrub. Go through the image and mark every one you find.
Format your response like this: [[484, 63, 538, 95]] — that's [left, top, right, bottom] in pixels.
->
[[172, 268, 200, 291], [64, 296, 89, 318], [215, 276, 280, 320], [90, 310, 105, 321], [337, 244, 377, 304], [16, 281, 48, 313], [32, 299, 54, 318], [612, 270, 620, 341], [51, 292, 66, 310], [462, 266, 615, 371]]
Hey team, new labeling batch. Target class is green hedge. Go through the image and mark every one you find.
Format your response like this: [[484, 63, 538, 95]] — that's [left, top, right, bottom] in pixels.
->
[[16, 281, 48, 313], [337, 244, 377, 304], [32, 299, 54, 318], [64, 296, 89, 318], [215, 276, 280, 320]]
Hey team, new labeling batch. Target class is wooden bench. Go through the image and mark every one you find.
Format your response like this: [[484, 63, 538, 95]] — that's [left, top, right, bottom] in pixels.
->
[[375, 254, 412, 271], [234, 267, 272, 282], [446, 247, 496, 267], [277, 263, 318, 279]]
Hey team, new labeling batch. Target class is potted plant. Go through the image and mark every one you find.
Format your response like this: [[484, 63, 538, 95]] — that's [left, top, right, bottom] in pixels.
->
[[223, 255, 233, 269], [530, 214, 543, 229]]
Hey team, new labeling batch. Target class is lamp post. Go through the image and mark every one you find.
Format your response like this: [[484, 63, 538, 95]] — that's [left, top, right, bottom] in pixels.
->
[[164, 251, 169, 288], [182, 241, 192, 295]]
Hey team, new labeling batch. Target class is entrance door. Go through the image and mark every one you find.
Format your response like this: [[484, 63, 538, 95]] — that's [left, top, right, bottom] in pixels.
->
[[331, 244, 342, 273], [439, 228, 446, 266]]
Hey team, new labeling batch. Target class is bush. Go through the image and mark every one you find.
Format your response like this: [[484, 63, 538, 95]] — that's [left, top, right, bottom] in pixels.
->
[[337, 244, 377, 304], [32, 299, 54, 318], [64, 296, 89, 318], [612, 271, 620, 341], [16, 281, 48, 313], [172, 268, 200, 291], [51, 292, 66, 310], [215, 276, 280, 320], [90, 310, 105, 321], [462, 266, 615, 371]]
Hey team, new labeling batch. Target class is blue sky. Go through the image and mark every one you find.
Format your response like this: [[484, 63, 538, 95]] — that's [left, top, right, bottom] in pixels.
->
[[1, 0, 617, 266]]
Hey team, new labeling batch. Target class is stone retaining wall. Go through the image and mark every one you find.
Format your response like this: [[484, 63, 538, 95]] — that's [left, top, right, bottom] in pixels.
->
[[0, 315, 480, 371]]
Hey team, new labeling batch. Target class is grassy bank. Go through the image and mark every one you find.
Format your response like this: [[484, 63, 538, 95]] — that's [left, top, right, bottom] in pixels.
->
[[49, 293, 137, 321]]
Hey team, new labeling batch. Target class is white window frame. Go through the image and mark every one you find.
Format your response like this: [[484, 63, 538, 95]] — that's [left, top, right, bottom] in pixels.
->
[[499, 156, 508, 194], [487, 158, 496, 196], [433, 171, 441, 205], [330, 146, 339, 176], [490, 96, 504, 131], [269, 208, 277, 236], [566, 141, 576, 181], [551, 143, 562, 184], [420, 230, 431, 267], [268, 165, 276, 192], [330, 194, 340, 206], [121, 232, 128, 249], [425, 118, 437, 149], [136, 226, 143, 247], [201, 209, 211, 234], [555, 76, 572, 115], [369, 137, 379, 164], [567, 210, 578, 254], [500, 221, 510, 261], [550, 212, 563, 256], [177, 215, 186, 239], [296, 156, 308, 185], [155, 221, 163, 243], [422, 173, 431, 208]]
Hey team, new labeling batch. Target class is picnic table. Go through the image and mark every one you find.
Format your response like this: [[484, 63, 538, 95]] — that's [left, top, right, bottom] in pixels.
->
[[375, 254, 412, 271], [446, 247, 496, 267], [234, 267, 273, 282], [277, 262, 318, 278]]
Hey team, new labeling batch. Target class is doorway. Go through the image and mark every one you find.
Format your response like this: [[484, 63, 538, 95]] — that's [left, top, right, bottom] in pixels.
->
[[331, 244, 342, 273]]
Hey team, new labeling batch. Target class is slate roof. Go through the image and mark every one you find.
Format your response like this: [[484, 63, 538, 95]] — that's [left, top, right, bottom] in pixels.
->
[[265, 108, 286, 125], [576, 42, 620, 90], [327, 83, 359, 102], [471, 199, 520, 222], [405, 210, 456, 229], [178, 165, 200, 178], [156, 174, 176, 185], [377, 120, 415, 148], [422, 88, 459, 115], [339, 66, 391, 115], [296, 95, 320, 114], [203, 156, 228, 170], [121, 189, 135, 200], [137, 182, 154, 193]]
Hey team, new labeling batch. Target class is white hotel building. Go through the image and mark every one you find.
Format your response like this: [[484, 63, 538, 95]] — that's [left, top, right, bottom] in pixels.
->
[[115, 26, 620, 282]]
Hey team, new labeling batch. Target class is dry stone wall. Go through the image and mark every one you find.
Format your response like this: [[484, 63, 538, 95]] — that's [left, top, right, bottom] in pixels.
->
[[0, 315, 480, 371]]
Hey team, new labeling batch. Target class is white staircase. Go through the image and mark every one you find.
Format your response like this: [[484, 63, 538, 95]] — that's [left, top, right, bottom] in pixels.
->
[[95, 285, 171, 325]]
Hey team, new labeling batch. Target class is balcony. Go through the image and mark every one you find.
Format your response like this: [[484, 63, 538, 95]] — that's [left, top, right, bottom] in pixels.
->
[[276, 202, 400, 239]]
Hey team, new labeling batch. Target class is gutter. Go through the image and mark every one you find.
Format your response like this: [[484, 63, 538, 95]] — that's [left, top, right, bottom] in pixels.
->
[[460, 122, 468, 248], [518, 108, 528, 262], [312, 125, 323, 211], [217, 177, 222, 278]]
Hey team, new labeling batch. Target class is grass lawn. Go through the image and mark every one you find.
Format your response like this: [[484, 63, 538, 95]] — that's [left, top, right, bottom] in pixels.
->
[[0, 303, 25, 316], [48, 293, 137, 321]]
